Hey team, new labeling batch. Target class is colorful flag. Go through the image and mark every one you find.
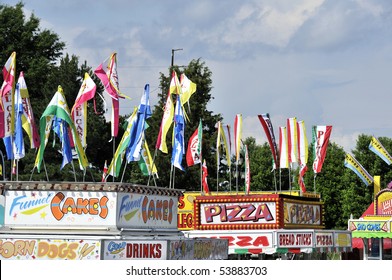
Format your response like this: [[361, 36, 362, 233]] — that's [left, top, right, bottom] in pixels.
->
[[156, 85, 174, 154], [298, 164, 308, 193], [138, 139, 158, 177], [169, 70, 182, 95], [217, 121, 231, 167], [224, 124, 232, 158], [344, 153, 374, 186], [0, 52, 16, 138], [186, 119, 202, 167], [287, 117, 298, 164], [71, 72, 97, 147], [312, 125, 332, 173], [297, 120, 308, 166], [234, 114, 242, 163], [12, 83, 24, 160], [180, 73, 197, 106], [202, 159, 209, 194], [34, 86, 88, 172], [107, 107, 138, 178], [18, 72, 40, 149], [52, 117, 73, 170], [244, 144, 250, 195], [369, 136, 392, 165], [94, 52, 125, 137], [171, 95, 185, 171], [279, 127, 289, 169], [101, 160, 108, 182], [258, 114, 278, 170], [126, 84, 151, 162]]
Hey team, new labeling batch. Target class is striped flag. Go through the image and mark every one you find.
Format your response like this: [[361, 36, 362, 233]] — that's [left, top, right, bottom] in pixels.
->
[[279, 127, 289, 169], [297, 120, 308, 193], [287, 117, 298, 164], [312, 125, 332, 174], [101, 160, 108, 182], [186, 119, 202, 167], [258, 114, 278, 170], [217, 121, 231, 167], [234, 114, 242, 163], [369, 136, 392, 165], [344, 153, 373, 186], [0, 52, 16, 138], [202, 159, 210, 194]]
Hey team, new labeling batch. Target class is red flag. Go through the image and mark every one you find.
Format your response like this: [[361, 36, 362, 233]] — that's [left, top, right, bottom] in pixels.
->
[[202, 159, 209, 194], [312, 125, 332, 173], [186, 120, 202, 166], [101, 160, 108, 182], [258, 114, 278, 169], [298, 164, 307, 193]]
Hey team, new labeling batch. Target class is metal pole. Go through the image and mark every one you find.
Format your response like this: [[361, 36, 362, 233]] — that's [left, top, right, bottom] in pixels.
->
[[171, 48, 183, 67]]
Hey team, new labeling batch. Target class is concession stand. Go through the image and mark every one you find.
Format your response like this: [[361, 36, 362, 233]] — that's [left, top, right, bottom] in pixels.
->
[[348, 188, 392, 260], [181, 192, 352, 259], [0, 181, 228, 260]]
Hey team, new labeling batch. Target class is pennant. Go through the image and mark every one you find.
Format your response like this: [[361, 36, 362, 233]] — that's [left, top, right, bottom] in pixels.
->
[[202, 159, 210, 194], [138, 139, 158, 177], [287, 117, 298, 164], [244, 144, 250, 195], [171, 95, 185, 171], [18, 72, 40, 149], [344, 153, 374, 186], [258, 114, 278, 170], [297, 120, 308, 166], [312, 125, 332, 174], [169, 70, 182, 95], [71, 72, 97, 147], [1, 52, 16, 97], [126, 84, 151, 162], [369, 136, 392, 165], [186, 119, 202, 167], [34, 86, 88, 172], [94, 52, 127, 137], [279, 127, 289, 169], [224, 124, 232, 157], [101, 160, 108, 182], [234, 114, 242, 163], [107, 107, 138, 178], [180, 73, 197, 106]]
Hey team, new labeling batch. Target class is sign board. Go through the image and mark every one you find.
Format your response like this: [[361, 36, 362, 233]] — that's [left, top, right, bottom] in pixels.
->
[[102, 240, 167, 260], [276, 230, 314, 248], [283, 201, 322, 227]]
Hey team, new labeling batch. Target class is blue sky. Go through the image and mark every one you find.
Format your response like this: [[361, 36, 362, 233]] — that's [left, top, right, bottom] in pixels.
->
[[3, 0, 392, 153]]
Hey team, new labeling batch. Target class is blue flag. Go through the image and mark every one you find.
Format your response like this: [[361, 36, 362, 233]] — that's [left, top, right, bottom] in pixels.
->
[[13, 83, 25, 160], [171, 95, 185, 171], [52, 117, 72, 170], [126, 84, 151, 162]]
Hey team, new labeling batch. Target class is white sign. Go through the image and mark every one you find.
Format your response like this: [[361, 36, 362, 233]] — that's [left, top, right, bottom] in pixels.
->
[[102, 240, 167, 260]]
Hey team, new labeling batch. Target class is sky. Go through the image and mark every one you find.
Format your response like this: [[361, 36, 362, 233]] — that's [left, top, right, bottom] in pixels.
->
[[3, 0, 392, 153]]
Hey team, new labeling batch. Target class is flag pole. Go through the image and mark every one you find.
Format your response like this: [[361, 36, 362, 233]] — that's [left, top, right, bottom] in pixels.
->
[[0, 149, 5, 181], [216, 160, 219, 194], [235, 161, 238, 194], [43, 159, 49, 181], [279, 168, 282, 192], [314, 173, 317, 193], [273, 169, 277, 193], [200, 159, 203, 194], [169, 164, 173, 188], [120, 161, 128, 183], [112, 137, 115, 182], [71, 160, 77, 182]]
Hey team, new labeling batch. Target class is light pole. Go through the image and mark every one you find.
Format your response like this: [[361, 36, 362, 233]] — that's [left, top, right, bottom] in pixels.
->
[[171, 48, 183, 67]]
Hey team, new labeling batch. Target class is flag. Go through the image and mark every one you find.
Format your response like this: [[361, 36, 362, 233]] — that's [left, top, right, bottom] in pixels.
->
[[71, 72, 97, 147], [297, 120, 308, 166], [287, 117, 298, 164], [13, 83, 25, 160], [107, 107, 138, 178], [234, 114, 242, 163], [35, 86, 88, 172], [18, 72, 40, 149], [101, 160, 108, 182], [202, 159, 209, 194], [312, 125, 332, 173], [344, 153, 374, 186], [369, 136, 392, 165], [279, 127, 289, 169], [180, 73, 197, 106], [224, 124, 232, 158], [217, 121, 231, 167], [94, 52, 126, 137], [52, 117, 73, 169], [244, 144, 250, 195], [258, 114, 278, 170], [186, 119, 202, 166], [171, 95, 185, 171], [297, 120, 308, 193], [298, 164, 308, 193], [138, 139, 158, 177], [156, 89, 174, 154], [169, 70, 182, 95], [0, 52, 16, 138], [126, 84, 151, 162]]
